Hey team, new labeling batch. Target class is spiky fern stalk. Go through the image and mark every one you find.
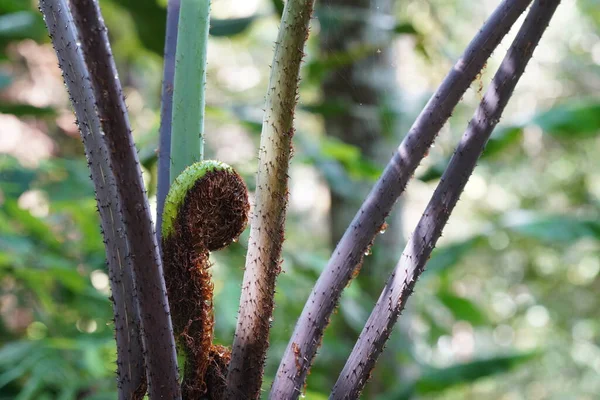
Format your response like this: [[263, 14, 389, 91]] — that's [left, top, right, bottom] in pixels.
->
[[270, 1, 534, 397], [40, 0, 181, 398], [224, 0, 316, 398], [331, 1, 560, 397], [161, 161, 249, 399]]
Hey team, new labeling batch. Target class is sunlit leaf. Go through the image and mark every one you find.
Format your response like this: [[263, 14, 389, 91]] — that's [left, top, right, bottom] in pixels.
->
[[302, 390, 328, 400], [320, 137, 382, 181]]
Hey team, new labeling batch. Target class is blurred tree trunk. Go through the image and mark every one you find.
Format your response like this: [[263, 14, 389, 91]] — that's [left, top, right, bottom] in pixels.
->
[[319, 0, 406, 396], [320, 0, 403, 267]]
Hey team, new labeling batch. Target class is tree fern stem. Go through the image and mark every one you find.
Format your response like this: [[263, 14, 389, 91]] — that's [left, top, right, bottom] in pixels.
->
[[67, 0, 182, 398], [156, 0, 181, 246], [331, 1, 560, 397], [225, 0, 316, 398], [39, 1, 149, 398], [170, 0, 211, 182], [271, 0, 533, 398]]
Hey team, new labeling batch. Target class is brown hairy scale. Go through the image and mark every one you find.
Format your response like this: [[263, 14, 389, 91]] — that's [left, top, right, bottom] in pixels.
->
[[205, 344, 232, 400], [162, 169, 249, 399]]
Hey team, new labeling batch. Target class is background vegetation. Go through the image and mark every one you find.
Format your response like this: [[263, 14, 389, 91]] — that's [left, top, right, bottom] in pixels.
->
[[0, 0, 599, 398]]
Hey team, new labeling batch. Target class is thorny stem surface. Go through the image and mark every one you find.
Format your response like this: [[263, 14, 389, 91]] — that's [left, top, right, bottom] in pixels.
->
[[225, 0, 315, 399], [39, 1, 148, 398], [271, 0, 533, 398], [330, 0, 560, 398], [65, 0, 182, 397]]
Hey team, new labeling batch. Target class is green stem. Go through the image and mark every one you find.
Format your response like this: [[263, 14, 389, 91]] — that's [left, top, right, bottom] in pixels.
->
[[170, 0, 211, 182]]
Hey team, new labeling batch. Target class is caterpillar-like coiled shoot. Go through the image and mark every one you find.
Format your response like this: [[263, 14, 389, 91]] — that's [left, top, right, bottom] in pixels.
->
[[161, 160, 249, 399]]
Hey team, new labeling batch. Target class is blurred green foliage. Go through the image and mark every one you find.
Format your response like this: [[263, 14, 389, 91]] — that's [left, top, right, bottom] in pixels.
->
[[0, 0, 599, 399]]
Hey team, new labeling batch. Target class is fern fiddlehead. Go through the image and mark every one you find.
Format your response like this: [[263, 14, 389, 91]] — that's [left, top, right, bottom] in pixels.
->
[[161, 160, 249, 399]]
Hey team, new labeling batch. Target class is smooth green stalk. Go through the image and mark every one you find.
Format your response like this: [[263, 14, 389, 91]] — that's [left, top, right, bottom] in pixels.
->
[[170, 0, 211, 182]]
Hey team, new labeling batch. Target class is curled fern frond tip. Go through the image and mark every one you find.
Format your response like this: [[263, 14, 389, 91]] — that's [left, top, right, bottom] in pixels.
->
[[160, 159, 249, 398], [161, 160, 249, 247]]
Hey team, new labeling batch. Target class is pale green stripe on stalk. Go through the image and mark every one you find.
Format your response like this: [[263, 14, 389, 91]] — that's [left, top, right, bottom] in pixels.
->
[[170, 0, 211, 183]]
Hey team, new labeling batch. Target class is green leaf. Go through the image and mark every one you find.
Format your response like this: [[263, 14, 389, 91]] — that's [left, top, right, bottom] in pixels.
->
[[0, 12, 45, 41], [2, 200, 64, 253], [417, 162, 445, 182], [503, 212, 600, 243], [534, 99, 600, 137], [394, 22, 418, 34], [210, 16, 258, 37], [0, 103, 56, 117], [300, 101, 351, 117], [319, 137, 382, 181], [37, 159, 95, 203], [0, 341, 36, 367], [270, 0, 284, 16], [423, 237, 482, 278], [422, 99, 600, 168], [0, 72, 11, 89], [0, 0, 33, 13], [482, 125, 523, 159], [14, 375, 42, 400], [415, 353, 537, 394], [302, 390, 328, 400], [0, 156, 36, 198], [306, 44, 384, 82], [437, 291, 488, 326], [111, 0, 166, 55], [321, 137, 361, 164]]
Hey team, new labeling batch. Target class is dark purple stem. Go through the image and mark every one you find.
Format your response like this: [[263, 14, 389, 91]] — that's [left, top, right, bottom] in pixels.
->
[[38, 1, 148, 398], [156, 0, 180, 246], [67, 0, 181, 398], [330, 0, 560, 398], [270, 0, 533, 398]]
